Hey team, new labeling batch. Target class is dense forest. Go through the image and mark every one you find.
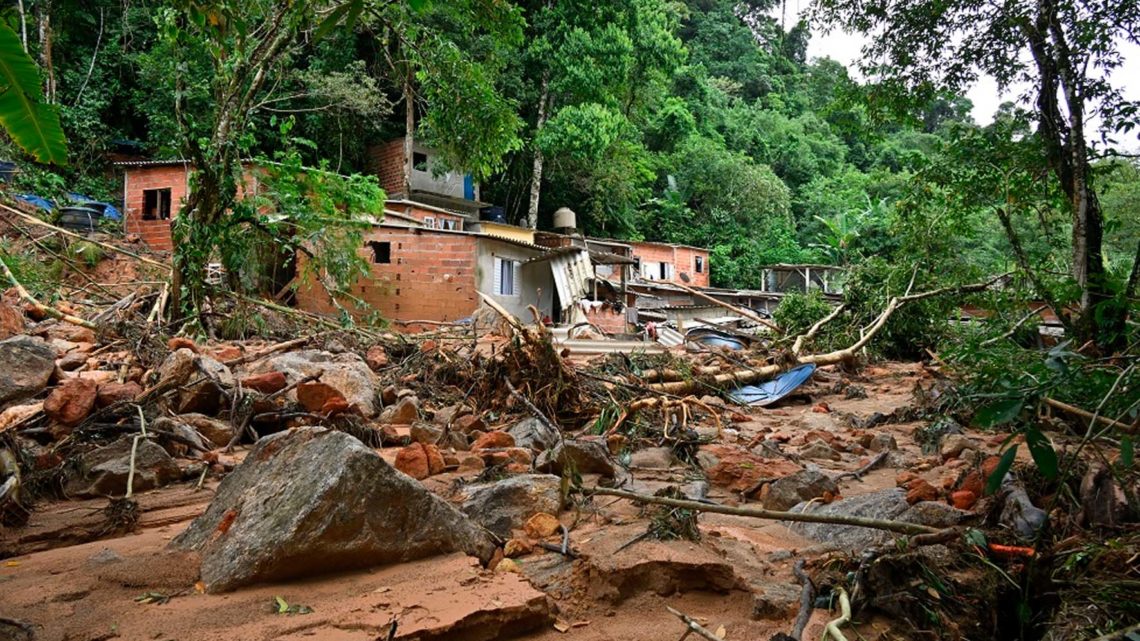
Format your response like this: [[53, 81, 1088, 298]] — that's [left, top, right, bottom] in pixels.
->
[[1, 0, 1138, 334]]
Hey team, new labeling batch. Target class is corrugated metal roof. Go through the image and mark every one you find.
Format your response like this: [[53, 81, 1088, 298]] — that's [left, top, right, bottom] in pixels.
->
[[113, 159, 193, 168]]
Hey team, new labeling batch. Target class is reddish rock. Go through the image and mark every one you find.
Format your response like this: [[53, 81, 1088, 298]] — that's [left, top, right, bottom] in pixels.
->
[[951, 490, 978, 510], [895, 471, 919, 487], [57, 351, 88, 371], [381, 385, 399, 406], [0, 301, 26, 339], [96, 381, 143, 407], [209, 345, 243, 362], [812, 402, 831, 414], [457, 453, 485, 472], [504, 447, 533, 467], [705, 445, 801, 492], [504, 538, 534, 558], [320, 397, 354, 416], [45, 324, 96, 344], [167, 337, 199, 353], [394, 443, 430, 480], [423, 443, 446, 476], [472, 431, 515, 451], [22, 302, 45, 321], [524, 512, 560, 539], [43, 378, 97, 426], [504, 463, 530, 475], [394, 442, 445, 480], [296, 381, 347, 413], [420, 339, 437, 353], [905, 479, 939, 504], [365, 345, 389, 370], [240, 371, 287, 394], [454, 414, 485, 433]]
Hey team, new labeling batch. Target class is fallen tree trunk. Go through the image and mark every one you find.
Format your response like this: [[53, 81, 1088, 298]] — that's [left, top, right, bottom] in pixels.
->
[[1, 202, 170, 270], [646, 275, 1007, 395], [0, 253, 98, 329], [581, 487, 941, 536]]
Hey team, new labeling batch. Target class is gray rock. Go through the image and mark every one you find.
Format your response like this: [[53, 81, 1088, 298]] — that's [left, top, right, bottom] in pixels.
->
[[868, 433, 898, 452], [410, 421, 467, 450], [751, 582, 803, 620], [68, 436, 181, 497], [433, 403, 471, 427], [87, 548, 125, 565], [171, 427, 494, 592], [0, 336, 55, 407], [788, 489, 969, 550], [1001, 486, 1047, 540], [250, 350, 379, 417], [459, 474, 562, 539], [174, 413, 235, 448], [157, 348, 234, 414], [762, 469, 839, 511], [629, 446, 676, 469], [940, 434, 977, 460], [799, 440, 841, 461], [153, 416, 210, 454], [535, 439, 616, 478], [379, 396, 419, 424], [508, 417, 560, 452]]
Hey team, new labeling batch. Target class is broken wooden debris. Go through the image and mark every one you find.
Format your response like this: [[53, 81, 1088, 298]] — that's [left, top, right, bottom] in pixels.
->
[[665, 605, 723, 641]]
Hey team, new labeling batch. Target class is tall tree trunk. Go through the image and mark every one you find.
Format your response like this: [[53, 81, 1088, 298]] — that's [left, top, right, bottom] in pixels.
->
[[526, 72, 551, 230], [17, 0, 28, 51], [403, 69, 414, 197], [36, 0, 55, 103]]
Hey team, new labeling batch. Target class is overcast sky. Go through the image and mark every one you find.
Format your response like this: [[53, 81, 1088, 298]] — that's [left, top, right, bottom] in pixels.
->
[[798, 10, 1140, 145]]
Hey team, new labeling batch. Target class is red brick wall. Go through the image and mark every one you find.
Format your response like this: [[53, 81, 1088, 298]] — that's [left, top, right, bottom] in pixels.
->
[[295, 226, 479, 325], [585, 306, 628, 334], [122, 165, 190, 252], [367, 139, 406, 196], [630, 242, 709, 287]]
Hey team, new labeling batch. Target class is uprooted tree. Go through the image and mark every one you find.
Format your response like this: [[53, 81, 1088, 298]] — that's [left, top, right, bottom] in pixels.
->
[[812, 0, 1140, 348]]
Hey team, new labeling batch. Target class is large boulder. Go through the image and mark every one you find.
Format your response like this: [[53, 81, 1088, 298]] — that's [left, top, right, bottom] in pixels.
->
[[67, 436, 181, 497], [156, 348, 234, 414], [171, 427, 495, 592], [249, 350, 379, 417], [788, 488, 969, 550], [459, 474, 562, 539], [508, 417, 560, 452], [0, 336, 55, 407], [762, 469, 839, 511], [535, 439, 616, 478]]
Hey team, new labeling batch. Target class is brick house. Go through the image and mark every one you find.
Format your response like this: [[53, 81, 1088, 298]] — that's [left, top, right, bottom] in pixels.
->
[[367, 137, 486, 221], [295, 221, 594, 328], [627, 240, 710, 288], [116, 160, 194, 251]]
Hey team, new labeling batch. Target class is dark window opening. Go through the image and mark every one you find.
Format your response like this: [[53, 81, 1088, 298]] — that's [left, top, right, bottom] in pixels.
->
[[695, 256, 704, 273], [369, 241, 391, 264], [413, 152, 428, 171], [142, 188, 172, 220], [658, 262, 668, 280]]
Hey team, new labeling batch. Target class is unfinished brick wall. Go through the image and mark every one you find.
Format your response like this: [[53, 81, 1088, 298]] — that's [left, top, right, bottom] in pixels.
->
[[122, 164, 190, 252], [295, 226, 479, 325], [630, 241, 710, 288], [367, 139, 406, 196], [585, 306, 628, 335]]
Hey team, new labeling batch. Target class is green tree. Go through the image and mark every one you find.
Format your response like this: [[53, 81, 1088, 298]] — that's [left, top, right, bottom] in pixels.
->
[[813, 0, 1140, 346]]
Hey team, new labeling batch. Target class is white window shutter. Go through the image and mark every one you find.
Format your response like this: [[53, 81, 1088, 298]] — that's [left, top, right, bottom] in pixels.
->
[[493, 256, 502, 295], [513, 261, 521, 297]]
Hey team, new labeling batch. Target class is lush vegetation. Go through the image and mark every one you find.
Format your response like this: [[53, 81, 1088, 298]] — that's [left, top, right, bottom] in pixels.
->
[[0, 0, 1136, 343]]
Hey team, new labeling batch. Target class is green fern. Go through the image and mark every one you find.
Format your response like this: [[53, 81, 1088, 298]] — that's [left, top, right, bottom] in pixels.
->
[[0, 23, 67, 165]]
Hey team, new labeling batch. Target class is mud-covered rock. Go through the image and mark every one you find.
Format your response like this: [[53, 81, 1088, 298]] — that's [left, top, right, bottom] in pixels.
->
[[460, 474, 562, 539], [534, 439, 616, 478], [157, 348, 234, 414], [250, 350, 379, 417], [788, 488, 969, 550], [43, 378, 97, 426], [507, 417, 560, 452], [761, 469, 837, 511], [0, 336, 55, 407], [68, 436, 181, 497], [172, 427, 494, 592]]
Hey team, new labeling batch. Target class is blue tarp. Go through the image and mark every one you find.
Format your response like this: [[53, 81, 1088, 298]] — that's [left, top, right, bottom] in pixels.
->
[[727, 363, 816, 407], [16, 193, 54, 211]]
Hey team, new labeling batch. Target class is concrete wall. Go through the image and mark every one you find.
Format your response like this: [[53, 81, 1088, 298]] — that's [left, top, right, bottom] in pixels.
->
[[475, 238, 553, 321], [122, 164, 191, 251], [295, 226, 480, 323], [368, 137, 475, 201]]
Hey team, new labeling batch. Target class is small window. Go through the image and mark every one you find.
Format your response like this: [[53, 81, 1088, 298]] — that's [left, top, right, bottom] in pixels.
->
[[494, 256, 519, 296], [440, 218, 457, 231], [423, 216, 436, 229], [369, 241, 391, 264], [694, 255, 704, 273], [142, 188, 171, 220], [413, 152, 428, 171]]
